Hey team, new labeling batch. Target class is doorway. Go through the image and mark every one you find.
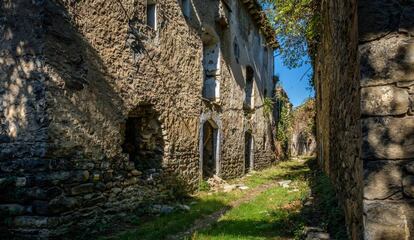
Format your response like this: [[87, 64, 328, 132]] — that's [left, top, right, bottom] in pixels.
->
[[202, 120, 218, 179], [245, 131, 253, 173]]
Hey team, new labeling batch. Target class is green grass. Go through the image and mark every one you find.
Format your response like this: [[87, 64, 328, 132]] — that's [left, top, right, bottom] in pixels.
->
[[192, 169, 310, 239], [104, 158, 346, 240], [110, 193, 240, 240], [192, 158, 347, 240]]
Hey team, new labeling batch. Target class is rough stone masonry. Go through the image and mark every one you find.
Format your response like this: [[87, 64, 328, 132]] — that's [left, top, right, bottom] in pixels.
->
[[0, 0, 278, 238], [315, 0, 414, 239]]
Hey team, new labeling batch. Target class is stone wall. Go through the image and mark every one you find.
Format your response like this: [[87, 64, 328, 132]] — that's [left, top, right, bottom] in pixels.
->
[[192, 0, 277, 178], [314, 0, 363, 239], [316, 0, 414, 239], [273, 86, 292, 159], [359, 0, 414, 239], [290, 99, 316, 157], [0, 0, 277, 238], [0, 0, 51, 237]]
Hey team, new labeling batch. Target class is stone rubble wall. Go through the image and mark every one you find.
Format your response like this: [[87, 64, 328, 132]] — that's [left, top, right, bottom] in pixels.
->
[[359, 0, 414, 239], [290, 99, 316, 157], [0, 0, 51, 238], [192, 0, 277, 179], [314, 0, 363, 239], [0, 0, 277, 238]]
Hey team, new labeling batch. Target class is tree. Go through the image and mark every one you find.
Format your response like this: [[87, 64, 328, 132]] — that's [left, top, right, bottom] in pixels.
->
[[262, 0, 320, 69]]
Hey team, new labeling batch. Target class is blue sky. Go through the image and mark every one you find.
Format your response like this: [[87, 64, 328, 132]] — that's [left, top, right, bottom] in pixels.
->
[[274, 54, 315, 107]]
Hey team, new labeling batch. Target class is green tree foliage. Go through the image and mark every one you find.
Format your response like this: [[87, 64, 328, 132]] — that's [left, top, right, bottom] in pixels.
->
[[262, 0, 320, 69]]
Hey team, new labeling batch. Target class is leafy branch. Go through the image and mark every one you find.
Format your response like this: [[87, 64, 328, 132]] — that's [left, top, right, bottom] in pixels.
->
[[261, 0, 321, 73]]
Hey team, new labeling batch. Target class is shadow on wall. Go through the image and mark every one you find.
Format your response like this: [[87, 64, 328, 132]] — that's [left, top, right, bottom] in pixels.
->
[[359, 0, 414, 191], [0, 0, 193, 238], [122, 105, 164, 171], [357, 1, 414, 238]]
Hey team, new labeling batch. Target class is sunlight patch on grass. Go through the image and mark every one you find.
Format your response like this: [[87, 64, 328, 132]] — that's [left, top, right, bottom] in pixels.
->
[[111, 192, 241, 240], [235, 159, 311, 188], [192, 178, 310, 240], [106, 158, 327, 240]]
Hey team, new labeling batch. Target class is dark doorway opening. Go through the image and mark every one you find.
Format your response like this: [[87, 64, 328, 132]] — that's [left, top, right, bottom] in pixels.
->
[[122, 105, 164, 171], [245, 131, 253, 173], [202, 120, 218, 179]]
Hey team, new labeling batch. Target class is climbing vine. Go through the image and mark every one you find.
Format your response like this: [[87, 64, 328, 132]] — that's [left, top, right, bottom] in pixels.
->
[[263, 97, 274, 118], [275, 93, 292, 155]]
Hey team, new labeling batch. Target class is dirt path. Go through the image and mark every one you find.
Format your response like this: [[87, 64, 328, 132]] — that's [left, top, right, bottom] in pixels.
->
[[166, 181, 280, 240]]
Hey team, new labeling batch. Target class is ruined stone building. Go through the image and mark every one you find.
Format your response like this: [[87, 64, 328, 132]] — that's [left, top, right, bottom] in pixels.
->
[[290, 99, 316, 157], [273, 85, 292, 159], [0, 0, 278, 238], [315, 0, 414, 239]]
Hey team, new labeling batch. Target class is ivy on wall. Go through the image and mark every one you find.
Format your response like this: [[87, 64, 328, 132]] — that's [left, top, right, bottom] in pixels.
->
[[275, 92, 292, 156]]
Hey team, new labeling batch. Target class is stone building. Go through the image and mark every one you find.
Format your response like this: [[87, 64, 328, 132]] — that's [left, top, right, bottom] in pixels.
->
[[315, 0, 414, 239], [290, 99, 316, 157], [0, 0, 278, 238], [273, 85, 292, 159]]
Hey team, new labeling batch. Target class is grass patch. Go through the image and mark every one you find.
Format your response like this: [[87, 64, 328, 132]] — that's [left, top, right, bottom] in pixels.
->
[[107, 192, 240, 240], [192, 168, 310, 240], [305, 160, 347, 239], [192, 158, 347, 240], [234, 159, 311, 188], [104, 158, 346, 240], [198, 180, 211, 192]]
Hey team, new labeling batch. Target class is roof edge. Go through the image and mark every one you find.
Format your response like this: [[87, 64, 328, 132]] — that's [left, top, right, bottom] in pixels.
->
[[240, 0, 279, 49]]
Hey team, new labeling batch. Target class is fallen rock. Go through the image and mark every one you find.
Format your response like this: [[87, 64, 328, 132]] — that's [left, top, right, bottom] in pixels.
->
[[176, 204, 191, 211], [223, 184, 237, 192], [306, 231, 330, 240], [131, 170, 142, 176], [304, 227, 330, 240], [207, 175, 228, 191], [160, 205, 174, 214], [278, 180, 292, 188], [151, 204, 175, 214]]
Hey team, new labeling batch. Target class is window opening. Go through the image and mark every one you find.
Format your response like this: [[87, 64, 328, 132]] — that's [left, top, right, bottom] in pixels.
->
[[244, 66, 254, 109], [147, 1, 157, 29]]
